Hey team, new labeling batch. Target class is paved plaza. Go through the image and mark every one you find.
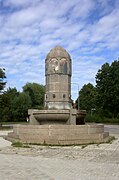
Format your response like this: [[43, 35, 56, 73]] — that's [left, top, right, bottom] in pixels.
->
[[0, 125, 119, 180]]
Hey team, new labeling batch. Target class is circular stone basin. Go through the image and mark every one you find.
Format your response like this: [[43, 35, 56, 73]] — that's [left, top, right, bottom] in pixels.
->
[[33, 109, 70, 125]]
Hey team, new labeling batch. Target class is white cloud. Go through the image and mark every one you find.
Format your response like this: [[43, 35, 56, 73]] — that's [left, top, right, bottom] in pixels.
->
[[6, 7, 41, 27], [0, 0, 119, 99], [90, 9, 119, 48], [70, 0, 95, 19], [3, 0, 39, 7]]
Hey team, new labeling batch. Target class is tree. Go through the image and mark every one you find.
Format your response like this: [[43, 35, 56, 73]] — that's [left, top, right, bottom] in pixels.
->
[[0, 88, 19, 121], [96, 60, 119, 117], [11, 92, 32, 121], [23, 83, 45, 109], [78, 83, 96, 112], [0, 87, 32, 122], [0, 68, 6, 93]]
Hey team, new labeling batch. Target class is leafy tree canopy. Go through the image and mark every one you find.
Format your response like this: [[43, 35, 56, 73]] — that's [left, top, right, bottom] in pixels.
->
[[0, 82, 45, 122], [0, 87, 19, 121], [23, 82, 45, 109], [11, 92, 32, 121], [0, 68, 6, 92], [0, 87, 32, 122], [96, 60, 119, 117], [79, 83, 96, 112]]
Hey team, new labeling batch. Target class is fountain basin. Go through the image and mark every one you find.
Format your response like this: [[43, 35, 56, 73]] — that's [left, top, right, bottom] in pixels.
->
[[34, 109, 70, 124], [28, 109, 86, 125]]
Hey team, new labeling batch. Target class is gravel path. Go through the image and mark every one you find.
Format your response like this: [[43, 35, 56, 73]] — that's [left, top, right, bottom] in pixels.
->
[[0, 125, 119, 180]]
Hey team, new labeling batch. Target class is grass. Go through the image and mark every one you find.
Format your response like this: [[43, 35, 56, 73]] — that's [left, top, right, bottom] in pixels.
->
[[12, 141, 30, 148], [0, 122, 27, 125]]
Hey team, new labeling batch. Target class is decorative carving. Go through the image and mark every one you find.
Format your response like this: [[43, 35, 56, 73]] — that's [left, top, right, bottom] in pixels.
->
[[45, 46, 71, 76], [50, 58, 58, 73], [60, 58, 67, 74]]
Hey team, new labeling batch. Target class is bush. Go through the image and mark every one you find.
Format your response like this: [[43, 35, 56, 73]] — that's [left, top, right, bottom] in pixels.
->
[[85, 114, 119, 124]]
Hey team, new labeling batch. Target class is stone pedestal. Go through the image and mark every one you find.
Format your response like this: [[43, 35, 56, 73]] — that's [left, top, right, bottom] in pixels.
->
[[7, 124, 110, 145]]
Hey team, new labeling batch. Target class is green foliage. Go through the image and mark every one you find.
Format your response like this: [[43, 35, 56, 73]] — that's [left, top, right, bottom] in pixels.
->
[[11, 92, 32, 121], [78, 83, 96, 112], [85, 114, 119, 124], [0, 82, 45, 122], [96, 60, 119, 118], [23, 83, 45, 109], [12, 141, 30, 148], [0, 87, 32, 122], [85, 114, 103, 123], [0, 68, 6, 92], [0, 88, 19, 121], [12, 141, 23, 147], [77, 59, 119, 122]]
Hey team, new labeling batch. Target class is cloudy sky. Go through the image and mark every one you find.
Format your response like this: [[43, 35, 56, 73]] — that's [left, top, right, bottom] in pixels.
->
[[0, 0, 119, 100]]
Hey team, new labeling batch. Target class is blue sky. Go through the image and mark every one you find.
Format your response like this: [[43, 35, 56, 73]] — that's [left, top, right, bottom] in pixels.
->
[[0, 0, 119, 100]]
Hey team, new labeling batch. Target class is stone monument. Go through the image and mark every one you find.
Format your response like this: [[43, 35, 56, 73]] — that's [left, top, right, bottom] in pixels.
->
[[28, 46, 86, 125], [45, 45, 72, 110], [7, 46, 110, 145]]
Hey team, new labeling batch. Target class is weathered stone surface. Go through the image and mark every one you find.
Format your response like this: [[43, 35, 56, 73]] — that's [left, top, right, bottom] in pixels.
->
[[7, 124, 110, 145], [45, 46, 72, 110], [28, 46, 86, 125]]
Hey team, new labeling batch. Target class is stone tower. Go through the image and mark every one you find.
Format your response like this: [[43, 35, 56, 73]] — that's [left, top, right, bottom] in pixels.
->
[[45, 46, 72, 110]]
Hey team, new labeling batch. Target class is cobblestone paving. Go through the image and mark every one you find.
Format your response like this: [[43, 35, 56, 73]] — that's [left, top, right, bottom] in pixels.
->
[[0, 125, 119, 180]]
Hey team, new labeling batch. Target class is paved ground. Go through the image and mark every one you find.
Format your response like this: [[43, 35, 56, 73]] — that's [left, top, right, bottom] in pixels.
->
[[0, 125, 119, 180]]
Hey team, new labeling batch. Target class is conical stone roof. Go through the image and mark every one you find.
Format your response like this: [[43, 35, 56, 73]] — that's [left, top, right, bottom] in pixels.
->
[[46, 46, 71, 60]]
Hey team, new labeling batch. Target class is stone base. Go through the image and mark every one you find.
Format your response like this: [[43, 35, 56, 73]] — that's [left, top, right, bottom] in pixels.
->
[[28, 109, 86, 125], [7, 124, 110, 145]]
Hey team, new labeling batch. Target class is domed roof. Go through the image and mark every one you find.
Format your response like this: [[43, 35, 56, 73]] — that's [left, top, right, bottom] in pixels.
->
[[46, 46, 71, 60]]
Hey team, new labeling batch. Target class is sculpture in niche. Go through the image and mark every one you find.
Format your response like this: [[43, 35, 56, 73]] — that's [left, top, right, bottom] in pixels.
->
[[46, 57, 69, 75], [60, 58, 68, 74], [49, 58, 58, 73]]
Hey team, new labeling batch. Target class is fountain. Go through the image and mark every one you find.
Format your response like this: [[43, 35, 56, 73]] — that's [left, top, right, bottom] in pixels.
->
[[7, 46, 110, 145], [28, 46, 86, 125]]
